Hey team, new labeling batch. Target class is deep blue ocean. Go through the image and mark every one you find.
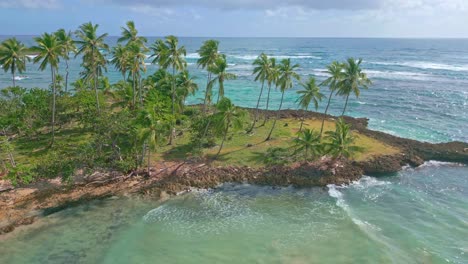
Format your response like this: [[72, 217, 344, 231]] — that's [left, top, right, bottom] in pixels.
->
[[0, 37, 467, 263]]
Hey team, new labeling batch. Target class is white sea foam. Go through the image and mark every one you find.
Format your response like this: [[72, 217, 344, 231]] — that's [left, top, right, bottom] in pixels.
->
[[231, 54, 321, 60], [185, 53, 200, 59], [13, 76, 29, 81], [370, 61, 468, 72], [26, 55, 37, 59], [419, 160, 465, 168]]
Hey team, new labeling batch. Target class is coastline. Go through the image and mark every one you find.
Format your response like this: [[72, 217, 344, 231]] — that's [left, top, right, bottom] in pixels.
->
[[1, 108, 467, 236]]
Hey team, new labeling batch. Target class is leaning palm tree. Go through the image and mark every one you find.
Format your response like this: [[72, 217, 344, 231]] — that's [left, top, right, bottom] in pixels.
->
[[208, 54, 236, 104], [265, 58, 300, 141], [319, 61, 344, 136], [110, 44, 131, 81], [337, 58, 372, 116], [212, 97, 247, 158], [296, 77, 324, 133], [55, 29, 76, 92], [31, 33, 62, 144], [118, 20, 147, 47], [176, 70, 198, 112], [248, 53, 269, 132], [0, 38, 29, 87], [75, 22, 109, 113], [150, 35, 186, 144], [325, 118, 363, 159], [262, 57, 278, 126], [197, 40, 219, 113], [292, 129, 322, 161]]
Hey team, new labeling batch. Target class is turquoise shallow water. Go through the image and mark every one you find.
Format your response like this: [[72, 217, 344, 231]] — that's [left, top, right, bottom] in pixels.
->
[[1, 37, 467, 143], [0, 162, 467, 263]]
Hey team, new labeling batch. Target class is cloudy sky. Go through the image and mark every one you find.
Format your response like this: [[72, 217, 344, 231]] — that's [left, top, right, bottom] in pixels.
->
[[1, 0, 467, 37]]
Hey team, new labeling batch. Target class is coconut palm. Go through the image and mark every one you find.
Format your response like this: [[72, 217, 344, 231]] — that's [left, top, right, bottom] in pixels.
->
[[118, 21, 147, 47], [292, 129, 322, 161], [337, 58, 372, 116], [325, 118, 363, 159], [127, 42, 147, 106], [212, 97, 246, 158], [296, 77, 324, 133], [138, 106, 168, 176], [208, 54, 236, 104], [110, 44, 131, 80], [31, 33, 63, 144], [0, 38, 29, 87], [248, 53, 269, 132], [176, 70, 198, 111], [150, 35, 186, 144], [265, 58, 300, 141], [55, 29, 76, 92], [319, 61, 344, 136], [75, 22, 109, 113], [262, 57, 278, 126], [197, 40, 219, 112]]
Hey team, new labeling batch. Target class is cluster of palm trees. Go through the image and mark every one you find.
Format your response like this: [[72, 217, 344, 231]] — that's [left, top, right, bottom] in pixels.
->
[[1, 21, 371, 166], [248, 55, 371, 142]]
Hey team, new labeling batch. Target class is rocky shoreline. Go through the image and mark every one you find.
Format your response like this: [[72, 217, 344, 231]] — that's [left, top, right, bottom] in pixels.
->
[[1, 109, 467, 235]]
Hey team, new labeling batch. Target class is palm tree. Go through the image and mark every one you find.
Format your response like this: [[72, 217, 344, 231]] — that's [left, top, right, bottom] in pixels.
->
[[176, 70, 198, 112], [110, 44, 131, 80], [0, 38, 29, 87], [118, 21, 147, 47], [55, 29, 76, 92], [296, 77, 324, 133], [265, 58, 300, 141], [208, 54, 236, 104], [75, 22, 109, 113], [262, 57, 278, 126], [337, 58, 372, 116], [292, 129, 322, 161], [31, 33, 62, 144], [150, 35, 186, 144], [197, 40, 219, 113], [319, 61, 344, 137], [325, 118, 363, 159], [248, 53, 269, 132], [127, 42, 147, 106], [138, 106, 168, 176], [212, 97, 246, 158]]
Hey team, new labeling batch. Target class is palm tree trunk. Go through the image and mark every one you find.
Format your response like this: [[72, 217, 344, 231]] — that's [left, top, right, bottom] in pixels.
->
[[12, 65, 16, 87], [65, 59, 69, 93], [51, 65, 56, 145], [203, 73, 211, 114], [342, 94, 350, 116], [320, 90, 334, 137], [132, 71, 136, 109], [298, 105, 308, 134], [138, 74, 143, 104], [266, 90, 284, 141], [169, 66, 176, 145], [215, 124, 229, 158], [262, 83, 272, 126], [147, 147, 151, 176], [91, 47, 100, 113], [248, 81, 265, 133]]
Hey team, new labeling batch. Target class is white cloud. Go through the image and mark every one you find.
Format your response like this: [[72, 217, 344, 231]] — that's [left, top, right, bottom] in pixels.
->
[[0, 0, 60, 8]]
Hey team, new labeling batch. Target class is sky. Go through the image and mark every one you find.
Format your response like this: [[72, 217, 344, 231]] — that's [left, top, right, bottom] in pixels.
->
[[0, 0, 467, 38]]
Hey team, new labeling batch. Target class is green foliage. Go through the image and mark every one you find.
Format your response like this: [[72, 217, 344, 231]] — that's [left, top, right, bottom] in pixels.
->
[[324, 118, 364, 159], [262, 147, 293, 166], [292, 129, 323, 161]]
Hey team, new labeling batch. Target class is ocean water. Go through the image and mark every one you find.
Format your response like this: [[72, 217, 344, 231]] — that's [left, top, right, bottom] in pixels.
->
[[0, 37, 467, 143], [0, 162, 467, 263], [0, 38, 467, 263]]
